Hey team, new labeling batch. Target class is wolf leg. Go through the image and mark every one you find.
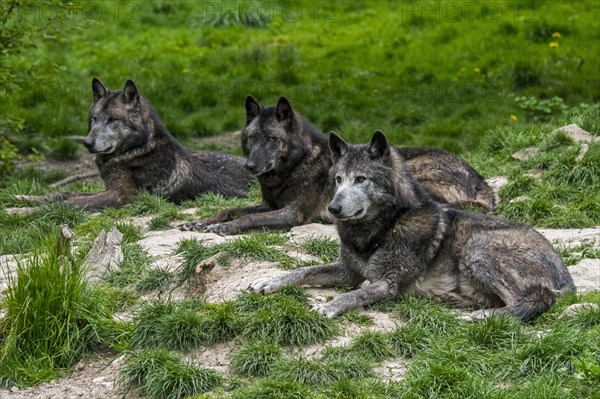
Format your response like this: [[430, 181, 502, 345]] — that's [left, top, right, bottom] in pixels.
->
[[13, 192, 89, 203], [202, 206, 303, 235], [178, 203, 273, 231], [249, 263, 364, 295], [61, 190, 131, 211], [310, 280, 391, 318]]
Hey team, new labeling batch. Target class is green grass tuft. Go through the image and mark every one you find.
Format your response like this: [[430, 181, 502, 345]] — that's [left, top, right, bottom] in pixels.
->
[[117, 349, 221, 398], [238, 293, 337, 346], [0, 234, 117, 387], [274, 355, 373, 387], [136, 267, 173, 293], [296, 236, 340, 264], [349, 332, 395, 362], [230, 339, 282, 377]]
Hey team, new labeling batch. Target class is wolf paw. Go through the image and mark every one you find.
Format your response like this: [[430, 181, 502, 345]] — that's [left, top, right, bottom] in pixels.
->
[[309, 303, 341, 318], [178, 221, 205, 231], [248, 278, 282, 295], [205, 223, 237, 236]]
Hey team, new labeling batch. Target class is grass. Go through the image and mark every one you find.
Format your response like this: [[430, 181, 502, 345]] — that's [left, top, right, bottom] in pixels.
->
[[136, 267, 173, 293], [0, 233, 122, 387], [230, 339, 283, 377], [555, 241, 600, 266], [173, 232, 296, 284], [2, 1, 598, 158], [296, 235, 340, 264], [117, 349, 222, 399]]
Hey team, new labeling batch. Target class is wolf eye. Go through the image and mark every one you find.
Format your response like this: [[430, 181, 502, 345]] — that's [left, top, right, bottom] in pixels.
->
[[91, 116, 98, 123], [108, 117, 118, 124], [335, 176, 342, 184], [355, 176, 366, 183]]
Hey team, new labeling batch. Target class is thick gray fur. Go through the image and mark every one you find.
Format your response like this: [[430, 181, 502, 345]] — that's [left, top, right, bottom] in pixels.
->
[[249, 131, 574, 322]]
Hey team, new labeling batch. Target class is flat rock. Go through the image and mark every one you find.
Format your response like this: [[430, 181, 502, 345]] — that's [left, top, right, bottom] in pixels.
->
[[558, 303, 600, 319], [569, 259, 600, 293], [554, 124, 599, 142], [512, 146, 540, 161], [575, 143, 589, 162], [536, 227, 600, 248], [288, 223, 338, 241], [486, 176, 509, 204]]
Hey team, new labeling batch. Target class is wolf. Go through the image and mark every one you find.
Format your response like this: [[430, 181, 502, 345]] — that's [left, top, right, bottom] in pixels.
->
[[180, 96, 495, 235], [249, 131, 574, 322], [14, 78, 254, 211]]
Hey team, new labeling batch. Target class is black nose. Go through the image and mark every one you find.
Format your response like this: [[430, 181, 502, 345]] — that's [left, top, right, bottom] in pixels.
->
[[82, 138, 93, 150], [245, 161, 258, 173], [328, 203, 342, 216]]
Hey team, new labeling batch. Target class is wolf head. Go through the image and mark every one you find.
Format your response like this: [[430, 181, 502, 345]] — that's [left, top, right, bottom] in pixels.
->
[[84, 78, 153, 155], [328, 131, 420, 221], [241, 95, 310, 175]]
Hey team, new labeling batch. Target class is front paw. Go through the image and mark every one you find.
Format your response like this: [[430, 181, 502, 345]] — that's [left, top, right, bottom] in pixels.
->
[[205, 223, 237, 236], [248, 277, 283, 295], [310, 302, 342, 318], [178, 221, 206, 231]]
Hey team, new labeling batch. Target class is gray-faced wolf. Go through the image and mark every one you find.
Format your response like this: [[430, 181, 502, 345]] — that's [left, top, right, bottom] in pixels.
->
[[180, 96, 495, 235], [249, 131, 574, 322], [14, 78, 254, 211]]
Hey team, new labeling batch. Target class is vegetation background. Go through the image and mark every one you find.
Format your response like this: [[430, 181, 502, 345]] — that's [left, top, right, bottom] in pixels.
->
[[0, 1, 599, 398]]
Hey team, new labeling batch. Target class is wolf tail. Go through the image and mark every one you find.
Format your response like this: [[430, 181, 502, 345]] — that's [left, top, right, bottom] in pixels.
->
[[511, 285, 559, 322]]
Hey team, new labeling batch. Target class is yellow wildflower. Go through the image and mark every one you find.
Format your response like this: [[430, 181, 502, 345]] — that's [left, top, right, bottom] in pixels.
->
[[552, 32, 561, 38], [511, 114, 518, 121], [181, 68, 191, 74], [549, 42, 559, 48], [473, 67, 481, 73]]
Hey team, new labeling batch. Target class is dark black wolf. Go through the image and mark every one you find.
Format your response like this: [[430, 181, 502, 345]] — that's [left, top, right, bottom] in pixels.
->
[[249, 131, 574, 322], [15, 78, 254, 210], [180, 96, 495, 235]]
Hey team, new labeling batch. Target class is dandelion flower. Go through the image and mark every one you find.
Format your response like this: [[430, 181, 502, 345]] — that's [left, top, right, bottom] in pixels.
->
[[549, 42, 559, 48], [552, 32, 561, 38], [511, 114, 518, 121]]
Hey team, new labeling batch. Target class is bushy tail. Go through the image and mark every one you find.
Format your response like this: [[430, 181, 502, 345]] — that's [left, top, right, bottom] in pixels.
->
[[511, 285, 558, 322]]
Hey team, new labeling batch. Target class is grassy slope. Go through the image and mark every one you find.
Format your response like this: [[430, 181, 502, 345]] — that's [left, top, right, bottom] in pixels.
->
[[2, 0, 599, 155]]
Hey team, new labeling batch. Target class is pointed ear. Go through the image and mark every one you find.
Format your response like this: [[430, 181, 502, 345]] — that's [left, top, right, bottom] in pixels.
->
[[275, 96, 293, 121], [329, 131, 349, 163], [122, 79, 139, 105], [245, 95, 261, 125], [91, 77, 107, 102], [367, 130, 390, 161]]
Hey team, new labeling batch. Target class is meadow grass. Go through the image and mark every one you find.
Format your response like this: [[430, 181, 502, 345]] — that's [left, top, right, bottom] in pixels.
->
[[2, 1, 598, 159], [230, 339, 283, 377], [117, 348, 222, 399], [0, 233, 124, 387]]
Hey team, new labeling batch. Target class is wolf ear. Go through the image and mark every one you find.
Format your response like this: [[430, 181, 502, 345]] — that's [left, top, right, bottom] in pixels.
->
[[276, 96, 293, 122], [329, 131, 349, 163], [122, 79, 139, 105], [367, 130, 390, 162], [91, 77, 107, 102], [245, 95, 261, 125]]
